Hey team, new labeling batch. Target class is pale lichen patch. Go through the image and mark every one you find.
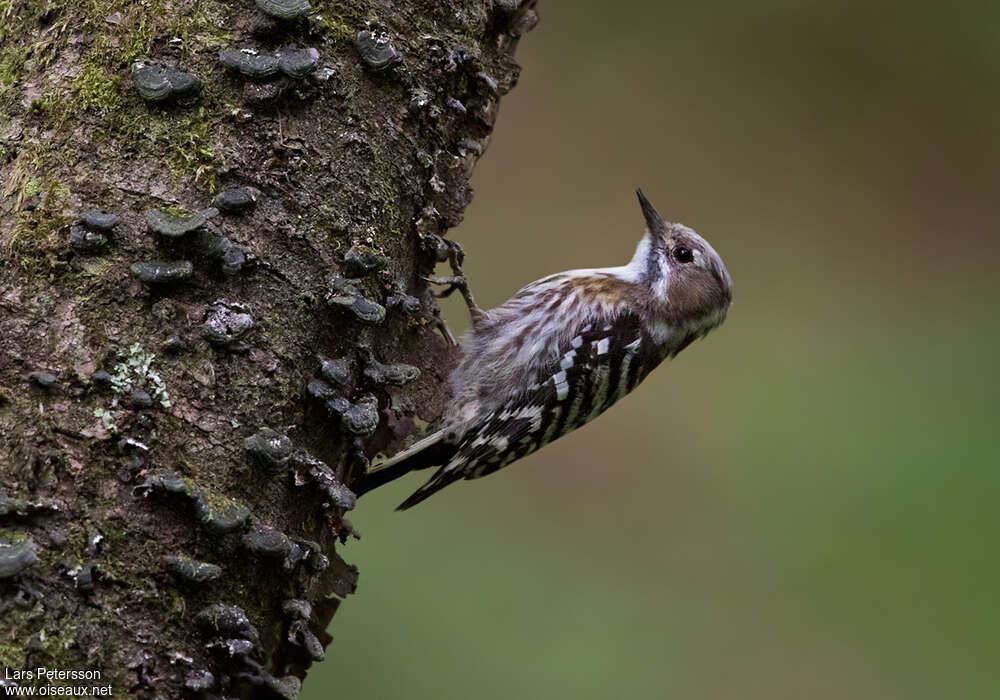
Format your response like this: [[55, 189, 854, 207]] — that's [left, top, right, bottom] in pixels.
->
[[108, 342, 171, 408]]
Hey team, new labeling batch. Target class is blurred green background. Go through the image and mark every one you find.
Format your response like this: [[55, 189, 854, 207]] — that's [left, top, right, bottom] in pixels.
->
[[305, 1, 999, 698]]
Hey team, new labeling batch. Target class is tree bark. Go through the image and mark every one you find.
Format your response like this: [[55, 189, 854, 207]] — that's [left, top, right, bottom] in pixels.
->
[[0, 0, 536, 696]]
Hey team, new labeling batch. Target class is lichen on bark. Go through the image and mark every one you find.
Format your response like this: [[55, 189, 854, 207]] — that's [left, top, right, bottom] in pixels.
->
[[0, 0, 537, 696]]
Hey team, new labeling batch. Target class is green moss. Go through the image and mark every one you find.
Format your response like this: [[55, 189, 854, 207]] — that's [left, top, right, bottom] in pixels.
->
[[100, 521, 129, 551], [72, 56, 126, 117], [74, 256, 114, 281], [21, 178, 42, 199], [165, 4, 232, 54], [0, 640, 27, 668], [8, 0, 229, 189], [312, 0, 363, 42], [65, 526, 87, 566], [193, 481, 243, 514], [79, 0, 164, 66], [6, 177, 73, 263], [0, 527, 32, 543], [315, 13, 354, 42], [64, 59, 224, 191], [160, 106, 221, 190], [27, 93, 56, 116], [0, 0, 70, 111]]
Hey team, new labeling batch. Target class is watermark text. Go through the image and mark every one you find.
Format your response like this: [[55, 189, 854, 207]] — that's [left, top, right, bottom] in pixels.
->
[[2, 668, 112, 697]]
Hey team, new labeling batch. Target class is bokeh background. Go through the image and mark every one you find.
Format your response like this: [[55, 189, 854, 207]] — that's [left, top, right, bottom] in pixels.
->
[[305, 2, 1000, 698]]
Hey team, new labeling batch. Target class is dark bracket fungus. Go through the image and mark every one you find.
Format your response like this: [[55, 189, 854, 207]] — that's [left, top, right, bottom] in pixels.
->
[[281, 599, 312, 620], [244, 426, 358, 513], [288, 619, 325, 661], [131, 61, 201, 103], [338, 518, 361, 544], [140, 470, 251, 535], [221, 46, 320, 82], [255, 0, 311, 21], [184, 670, 216, 692], [342, 244, 389, 277], [145, 207, 218, 238], [165, 555, 223, 585], [68, 223, 108, 252], [325, 395, 379, 437], [193, 230, 246, 275], [220, 48, 280, 80], [27, 370, 57, 387], [475, 71, 501, 96], [207, 637, 255, 658], [130, 389, 154, 409], [80, 209, 120, 231], [213, 186, 260, 215], [360, 349, 420, 387], [322, 552, 358, 597], [334, 483, 361, 518], [386, 285, 422, 314], [0, 492, 61, 518], [196, 499, 252, 535], [303, 548, 329, 574], [306, 378, 337, 402], [196, 604, 260, 644], [318, 355, 356, 392], [144, 470, 189, 495], [69, 208, 118, 252], [130, 260, 194, 285], [238, 659, 302, 700], [0, 533, 39, 579], [245, 428, 294, 473], [290, 538, 330, 574], [289, 450, 357, 510], [354, 26, 402, 72], [325, 277, 386, 325], [242, 524, 304, 570], [68, 562, 97, 593], [279, 47, 321, 79], [220, 244, 247, 274], [202, 302, 255, 346], [457, 136, 486, 157]]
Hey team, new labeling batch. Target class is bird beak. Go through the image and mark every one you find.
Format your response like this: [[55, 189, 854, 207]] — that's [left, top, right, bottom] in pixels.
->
[[636, 188, 666, 235]]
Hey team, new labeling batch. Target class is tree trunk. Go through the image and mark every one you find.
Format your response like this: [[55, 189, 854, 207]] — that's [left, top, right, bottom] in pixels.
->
[[0, 0, 536, 696]]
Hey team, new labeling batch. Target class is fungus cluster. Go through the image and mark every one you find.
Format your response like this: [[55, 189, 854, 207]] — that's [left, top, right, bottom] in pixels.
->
[[131, 62, 201, 103], [354, 25, 402, 72], [69, 208, 119, 252], [220, 47, 320, 80]]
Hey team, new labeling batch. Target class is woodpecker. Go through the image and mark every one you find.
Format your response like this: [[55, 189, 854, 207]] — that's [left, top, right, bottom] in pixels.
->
[[358, 190, 732, 509]]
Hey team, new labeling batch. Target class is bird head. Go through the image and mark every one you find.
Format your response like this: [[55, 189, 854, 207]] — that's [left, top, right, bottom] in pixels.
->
[[634, 189, 732, 348]]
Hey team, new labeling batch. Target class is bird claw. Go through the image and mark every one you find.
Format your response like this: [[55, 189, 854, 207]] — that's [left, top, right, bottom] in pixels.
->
[[426, 275, 469, 299], [424, 240, 484, 325], [442, 239, 466, 272]]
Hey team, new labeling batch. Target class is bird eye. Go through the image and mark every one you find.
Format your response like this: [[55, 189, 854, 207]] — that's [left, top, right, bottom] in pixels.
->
[[673, 246, 694, 264]]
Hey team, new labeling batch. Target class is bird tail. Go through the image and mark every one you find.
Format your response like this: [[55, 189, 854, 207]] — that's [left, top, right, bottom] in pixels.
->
[[394, 466, 462, 511], [354, 430, 450, 501]]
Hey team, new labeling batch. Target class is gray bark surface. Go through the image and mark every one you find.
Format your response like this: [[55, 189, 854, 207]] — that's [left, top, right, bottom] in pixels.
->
[[0, 0, 536, 696]]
